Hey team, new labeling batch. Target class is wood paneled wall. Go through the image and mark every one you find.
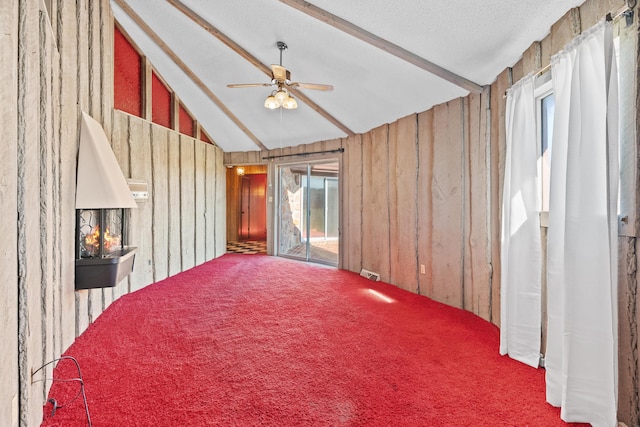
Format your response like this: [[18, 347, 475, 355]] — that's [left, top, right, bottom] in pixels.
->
[[0, 2, 227, 426], [0, 1, 114, 425], [349, 96, 493, 317], [111, 111, 226, 292], [0, 0, 19, 425]]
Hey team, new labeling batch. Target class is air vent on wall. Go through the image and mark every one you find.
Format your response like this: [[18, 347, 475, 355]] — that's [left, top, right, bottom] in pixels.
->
[[360, 269, 381, 281]]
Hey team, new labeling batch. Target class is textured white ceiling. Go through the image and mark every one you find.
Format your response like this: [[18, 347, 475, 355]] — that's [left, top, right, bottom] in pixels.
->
[[112, 0, 587, 153]]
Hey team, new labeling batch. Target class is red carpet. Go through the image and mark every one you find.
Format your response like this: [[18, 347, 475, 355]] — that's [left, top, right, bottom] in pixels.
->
[[41, 254, 586, 426]]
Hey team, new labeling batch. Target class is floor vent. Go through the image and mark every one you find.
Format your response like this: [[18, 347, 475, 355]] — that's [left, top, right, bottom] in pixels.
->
[[360, 269, 381, 281]]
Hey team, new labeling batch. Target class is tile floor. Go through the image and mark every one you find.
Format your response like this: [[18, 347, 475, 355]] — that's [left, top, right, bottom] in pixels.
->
[[226, 239, 339, 265], [226, 240, 267, 254]]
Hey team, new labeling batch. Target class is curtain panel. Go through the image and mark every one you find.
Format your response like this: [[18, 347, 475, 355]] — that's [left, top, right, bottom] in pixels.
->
[[500, 75, 542, 368], [546, 20, 619, 426]]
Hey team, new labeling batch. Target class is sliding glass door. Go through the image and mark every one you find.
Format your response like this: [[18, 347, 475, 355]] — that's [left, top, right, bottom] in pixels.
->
[[277, 161, 339, 266]]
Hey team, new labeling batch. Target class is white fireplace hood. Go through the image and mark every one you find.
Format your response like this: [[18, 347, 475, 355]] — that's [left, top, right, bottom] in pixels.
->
[[76, 112, 137, 209]]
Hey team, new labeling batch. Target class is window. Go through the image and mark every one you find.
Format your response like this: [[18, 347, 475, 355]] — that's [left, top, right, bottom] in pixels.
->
[[535, 75, 554, 217], [535, 36, 624, 226]]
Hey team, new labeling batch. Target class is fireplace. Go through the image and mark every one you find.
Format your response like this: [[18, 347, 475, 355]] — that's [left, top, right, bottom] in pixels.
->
[[75, 208, 137, 290], [75, 112, 139, 291]]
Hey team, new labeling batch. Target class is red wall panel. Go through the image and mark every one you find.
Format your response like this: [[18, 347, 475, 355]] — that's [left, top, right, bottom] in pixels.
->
[[179, 104, 194, 137], [200, 131, 212, 144], [151, 72, 172, 128], [113, 26, 142, 117]]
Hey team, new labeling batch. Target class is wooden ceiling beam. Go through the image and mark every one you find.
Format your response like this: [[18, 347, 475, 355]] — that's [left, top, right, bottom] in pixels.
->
[[168, 0, 355, 137], [113, 0, 268, 151], [167, 0, 272, 76], [279, 0, 484, 94]]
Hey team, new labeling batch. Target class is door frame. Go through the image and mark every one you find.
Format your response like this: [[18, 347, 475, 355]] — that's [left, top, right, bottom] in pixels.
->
[[226, 164, 268, 243], [238, 173, 267, 241], [272, 158, 341, 267]]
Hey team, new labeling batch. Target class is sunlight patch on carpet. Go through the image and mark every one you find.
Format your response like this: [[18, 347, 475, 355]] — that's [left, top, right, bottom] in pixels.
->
[[365, 288, 395, 303]]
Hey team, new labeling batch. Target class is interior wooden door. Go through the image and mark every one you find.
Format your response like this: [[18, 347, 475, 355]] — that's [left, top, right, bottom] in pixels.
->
[[238, 174, 267, 240], [247, 174, 266, 240], [239, 177, 250, 239]]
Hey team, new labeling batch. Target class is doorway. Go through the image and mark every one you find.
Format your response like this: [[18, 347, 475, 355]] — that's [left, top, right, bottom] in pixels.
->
[[239, 174, 267, 240], [226, 165, 268, 254], [277, 161, 339, 266]]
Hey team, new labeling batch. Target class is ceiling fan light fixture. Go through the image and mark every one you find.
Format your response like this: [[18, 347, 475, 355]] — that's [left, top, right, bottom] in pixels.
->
[[229, 41, 331, 111], [274, 89, 289, 105], [264, 94, 279, 109], [282, 95, 297, 109]]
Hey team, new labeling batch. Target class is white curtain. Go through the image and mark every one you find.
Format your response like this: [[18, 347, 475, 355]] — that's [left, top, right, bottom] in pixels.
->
[[546, 20, 619, 426], [500, 75, 542, 368]]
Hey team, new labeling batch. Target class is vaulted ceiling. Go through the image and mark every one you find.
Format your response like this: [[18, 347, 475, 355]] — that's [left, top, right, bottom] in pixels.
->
[[111, 0, 586, 152]]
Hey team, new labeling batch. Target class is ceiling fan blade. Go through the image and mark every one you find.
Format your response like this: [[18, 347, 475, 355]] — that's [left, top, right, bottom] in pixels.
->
[[271, 64, 289, 82], [289, 82, 334, 91], [227, 83, 273, 88]]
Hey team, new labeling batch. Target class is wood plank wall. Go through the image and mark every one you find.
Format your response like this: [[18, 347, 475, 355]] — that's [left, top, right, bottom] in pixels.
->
[[0, 2, 227, 425], [1, 1, 19, 426], [224, 1, 640, 424], [346, 97, 493, 313], [0, 1, 112, 425], [111, 111, 226, 291]]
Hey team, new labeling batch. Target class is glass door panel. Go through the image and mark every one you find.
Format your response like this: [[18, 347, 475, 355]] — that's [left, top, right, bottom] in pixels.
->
[[277, 161, 339, 265], [278, 164, 306, 260], [308, 163, 338, 264]]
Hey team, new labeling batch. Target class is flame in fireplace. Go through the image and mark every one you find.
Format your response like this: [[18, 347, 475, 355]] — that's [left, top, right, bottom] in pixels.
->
[[103, 228, 121, 250], [84, 225, 121, 255]]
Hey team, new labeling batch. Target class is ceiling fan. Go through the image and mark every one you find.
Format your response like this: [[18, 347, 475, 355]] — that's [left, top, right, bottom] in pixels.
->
[[227, 41, 333, 110]]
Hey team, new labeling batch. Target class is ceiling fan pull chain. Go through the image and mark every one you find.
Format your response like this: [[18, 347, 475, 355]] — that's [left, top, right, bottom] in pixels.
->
[[280, 107, 284, 149]]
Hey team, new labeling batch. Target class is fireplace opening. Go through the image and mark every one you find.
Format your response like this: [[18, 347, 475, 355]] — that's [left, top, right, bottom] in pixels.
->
[[78, 208, 125, 258], [75, 208, 137, 290]]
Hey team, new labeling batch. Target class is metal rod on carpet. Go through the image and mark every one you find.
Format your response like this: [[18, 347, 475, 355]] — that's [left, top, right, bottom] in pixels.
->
[[32, 356, 92, 427], [262, 147, 344, 160]]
